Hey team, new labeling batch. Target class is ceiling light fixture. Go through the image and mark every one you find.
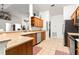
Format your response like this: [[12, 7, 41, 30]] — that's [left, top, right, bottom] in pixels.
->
[[51, 4, 55, 7], [0, 4, 11, 20]]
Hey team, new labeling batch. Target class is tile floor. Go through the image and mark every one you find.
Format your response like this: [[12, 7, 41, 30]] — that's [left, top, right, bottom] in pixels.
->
[[33, 38, 70, 55]]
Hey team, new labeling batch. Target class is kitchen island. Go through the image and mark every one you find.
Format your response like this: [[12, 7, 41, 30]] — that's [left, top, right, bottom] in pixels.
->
[[0, 30, 46, 55]]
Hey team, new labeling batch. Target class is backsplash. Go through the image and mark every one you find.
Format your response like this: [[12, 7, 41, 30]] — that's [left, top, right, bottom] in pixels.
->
[[0, 15, 21, 31], [32, 27, 42, 30]]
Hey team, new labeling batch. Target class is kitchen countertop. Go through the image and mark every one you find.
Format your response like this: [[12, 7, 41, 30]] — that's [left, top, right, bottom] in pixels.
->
[[0, 38, 11, 43], [0, 30, 45, 34], [68, 32, 79, 36], [21, 30, 45, 35], [0, 30, 45, 36], [0, 33, 33, 50], [68, 32, 79, 42], [0, 30, 45, 50], [76, 39, 79, 42]]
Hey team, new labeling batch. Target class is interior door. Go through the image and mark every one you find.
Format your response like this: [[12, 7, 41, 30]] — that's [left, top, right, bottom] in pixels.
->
[[49, 21, 51, 38]]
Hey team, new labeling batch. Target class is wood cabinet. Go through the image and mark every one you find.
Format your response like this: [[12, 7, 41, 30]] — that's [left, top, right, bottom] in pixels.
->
[[31, 17, 43, 27], [71, 6, 79, 26], [77, 7, 79, 16], [71, 11, 77, 25], [22, 34, 37, 46], [67, 35, 70, 47], [22, 31, 46, 46], [76, 41, 79, 55], [41, 31, 46, 41], [6, 40, 33, 55]]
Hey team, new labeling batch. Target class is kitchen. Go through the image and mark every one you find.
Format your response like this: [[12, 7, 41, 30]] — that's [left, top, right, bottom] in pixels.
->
[[0, 4, 79, 55], [0, 4, 46, 55], [64, 5, 79, 55]]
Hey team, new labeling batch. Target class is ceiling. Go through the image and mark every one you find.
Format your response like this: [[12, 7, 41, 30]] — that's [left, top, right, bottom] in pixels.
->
[[0, 4, 72, 17], [33, 4, 71, 16], [0, 4, 29, 16], [0, 4, 11, 9]]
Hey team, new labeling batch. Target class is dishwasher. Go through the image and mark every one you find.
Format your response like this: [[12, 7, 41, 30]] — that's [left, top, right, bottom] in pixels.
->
[[37, 33, 41, 43], [68, 35, 77, 55]]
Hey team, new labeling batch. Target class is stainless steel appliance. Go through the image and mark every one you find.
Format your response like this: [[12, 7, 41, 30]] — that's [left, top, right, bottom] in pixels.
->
[[37, 33, 41, 43]]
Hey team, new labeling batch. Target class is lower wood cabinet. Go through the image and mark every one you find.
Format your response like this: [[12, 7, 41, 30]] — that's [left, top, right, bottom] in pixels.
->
[[6, 40, 33, 55], [23, 34, 37, 45], [5, 31, 46, 55], [76, 48, 79, 55], [22, 31, 46, 45], [67, 36, 70, 47], [76, 42, 79, 55], [41, 31, 46, 41]]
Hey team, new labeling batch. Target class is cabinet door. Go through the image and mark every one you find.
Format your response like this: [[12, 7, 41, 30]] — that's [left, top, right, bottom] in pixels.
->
[[23, 34, 37, 45], [6, 40, 33, 55], [38, 19, 41, 27], [41, 32, 46, 41], [76, 42, 79, 55], [38, 19, 43, 27], [76, 48, 79, 55], [37, 19, 39, 27], [71, 11, 77, 25], [77, 7, 79, 16], [31, 19, 35, 26], [31, 17, 43, 27], [73, 12, 77, 25], [67, 36, 70, 47], [41, 20, 43, 27], [39, 19, 41, 27], [77, 42, 79, 48], [34, 18, 38, 27]]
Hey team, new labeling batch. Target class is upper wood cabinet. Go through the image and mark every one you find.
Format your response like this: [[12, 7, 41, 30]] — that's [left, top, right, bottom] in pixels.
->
[[71, 7, 79, 26], [31, 17, 43, 27], [71, 11, 77, 25], [77, 7, 79, 16]]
